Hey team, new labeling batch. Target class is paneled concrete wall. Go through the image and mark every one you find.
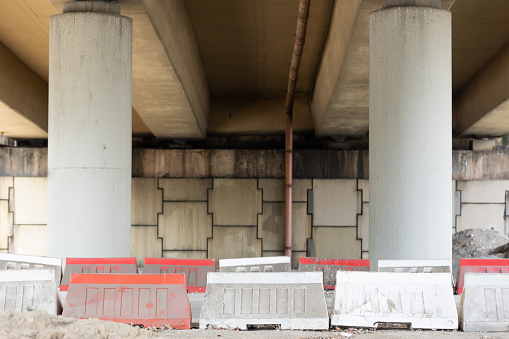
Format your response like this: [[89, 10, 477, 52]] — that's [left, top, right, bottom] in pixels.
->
[[2, 175, 508, 264]]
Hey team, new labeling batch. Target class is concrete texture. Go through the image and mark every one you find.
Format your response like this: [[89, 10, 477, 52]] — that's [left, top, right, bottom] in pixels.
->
[[60, 257, 137, 291], [313, 227, 362, 259], [456, 204, 506, 234], [459, 273, 509, 331], [0, 201, 12, 250], [209, 179, 262, 226], [208, 227, 261, 262], [258, 179, 311, 202], [13, 177, 46, 225], [159, 178, 212, 201], [164, 251, 208, 260], [377, 259, 451, 273], [0, 177, 12, 200], [131, 178, 162, 226], [0, 269, 57, 315], [0, 253, 61, 286], [358, 203, 369, 252], [219, 256, 290, 273], [143, 258, 214, 293], [159, 202, 212, 251], [369, 5, 452, 270], [199, 272, 329, 330], [185, 1, 330, 99], [47, 3, 132, 259], [8, 147, 509, 181], [311, 0, 365, 137], [0, 40, 48, 138], [312, 179, 360, 226], [62, 273, 191, 329], [138, 0, 209, 138], [298, 258, 369, 288], [258, 203, 311, 253], [457, 180, 509, 203], [207, 98, 314, 134], [456, 258, 509, 295], [331, 271, 458, 330], [454, 30, 509, 136], [10, 225, 46, 256], [130, 226, 163, 266]]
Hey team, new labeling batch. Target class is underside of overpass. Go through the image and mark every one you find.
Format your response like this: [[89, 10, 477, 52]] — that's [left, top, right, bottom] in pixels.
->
[[2, 0, 509, 142], [1, 0, 509, 264]]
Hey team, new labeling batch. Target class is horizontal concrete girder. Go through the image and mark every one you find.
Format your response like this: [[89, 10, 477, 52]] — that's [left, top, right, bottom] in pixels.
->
[[0, 41, 48, 138], [49, 0, 210, 139], [311, 0, 454, 138], [454, 42, 509, 137]]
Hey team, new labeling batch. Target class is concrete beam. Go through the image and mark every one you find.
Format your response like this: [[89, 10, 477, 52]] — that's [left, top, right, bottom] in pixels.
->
[[311, 0, 365, 138], [0, 41, 48, 137], [136, 0, 210, 139], [311, 0, 455, 138], [454, 42, 509, 137], [49, 0, 210, 139]]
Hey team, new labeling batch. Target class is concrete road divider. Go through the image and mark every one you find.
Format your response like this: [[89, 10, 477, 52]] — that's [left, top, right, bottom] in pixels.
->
[[60, 257, 137, 291], [298, 257, 370, 289], [0, 253, 62, 286], [0, 269, 57, 315], [458, 273, 509, 331], [378, 259, 451, 273], [199, 272, 329, 330], [62, 273, 191, 329], [331, 271, 457, 330], [219, 256, 290, 273], [456, 258, 509, 294], [143, 258, 214, 293]]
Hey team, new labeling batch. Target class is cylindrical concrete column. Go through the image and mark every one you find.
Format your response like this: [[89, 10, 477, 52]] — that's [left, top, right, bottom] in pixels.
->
[[369, 2, 451, 269], [48, 1, 132, 259]]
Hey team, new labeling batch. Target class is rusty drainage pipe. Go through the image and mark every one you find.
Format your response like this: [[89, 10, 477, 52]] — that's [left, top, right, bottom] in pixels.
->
[[285, 0, 310, 261]]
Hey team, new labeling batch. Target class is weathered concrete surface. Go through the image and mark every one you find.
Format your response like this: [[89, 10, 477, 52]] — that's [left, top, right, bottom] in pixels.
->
[[459, 273, 509, 332], [369, 5, 452, 269], [377, 259, 451, 273], [0, 253, 61, 286], [47, 2, 132, 259], [331, 271, 458, 330], [134, 0, 209, 138], [199, 272, 328, 330], [133, 149, 369, 179], [0, 269, 57, 315], [219, 256, 290, 273], [5, 147, 509, 181], [454, 41, 509, 137]]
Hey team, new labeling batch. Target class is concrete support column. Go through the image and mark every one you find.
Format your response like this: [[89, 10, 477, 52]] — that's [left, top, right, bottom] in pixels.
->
[[48, 1, 132, 259], [369, 0, 452, 269]]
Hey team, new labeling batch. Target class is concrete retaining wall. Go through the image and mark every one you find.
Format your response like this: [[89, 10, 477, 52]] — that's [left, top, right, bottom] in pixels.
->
[[2, 147, 509, 263]]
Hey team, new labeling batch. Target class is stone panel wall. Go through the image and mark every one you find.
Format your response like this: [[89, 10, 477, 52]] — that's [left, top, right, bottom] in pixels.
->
[[2, 175, 509, 265]]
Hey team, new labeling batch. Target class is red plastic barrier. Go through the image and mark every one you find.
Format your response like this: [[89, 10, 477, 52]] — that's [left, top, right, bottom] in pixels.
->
[[298, 257, 370, 289], [62, 273, 191, 329], [143, 258, 215, 293], [456, 258, 509, 294], [60, 258, 137, 291]]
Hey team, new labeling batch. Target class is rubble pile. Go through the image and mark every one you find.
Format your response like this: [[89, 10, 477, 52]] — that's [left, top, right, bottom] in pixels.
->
[[452, 228, 509, 282]]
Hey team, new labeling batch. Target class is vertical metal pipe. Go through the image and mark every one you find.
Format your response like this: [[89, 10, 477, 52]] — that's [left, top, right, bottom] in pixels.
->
[[285, 0, 310, 260]]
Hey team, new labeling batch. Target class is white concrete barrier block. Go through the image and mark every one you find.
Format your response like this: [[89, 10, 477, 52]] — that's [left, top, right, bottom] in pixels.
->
[[0, 269, 57, 315], [331, 272, 457, 330], [0, 253, 62, 286], [377, 259, 451, 273], [219, 256, 290, 273], [459, 273, 509, 332], [199, 272, 328, 330]]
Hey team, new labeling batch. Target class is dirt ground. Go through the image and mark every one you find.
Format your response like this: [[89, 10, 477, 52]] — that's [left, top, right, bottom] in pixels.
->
[[1, 311, 508, 339]]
